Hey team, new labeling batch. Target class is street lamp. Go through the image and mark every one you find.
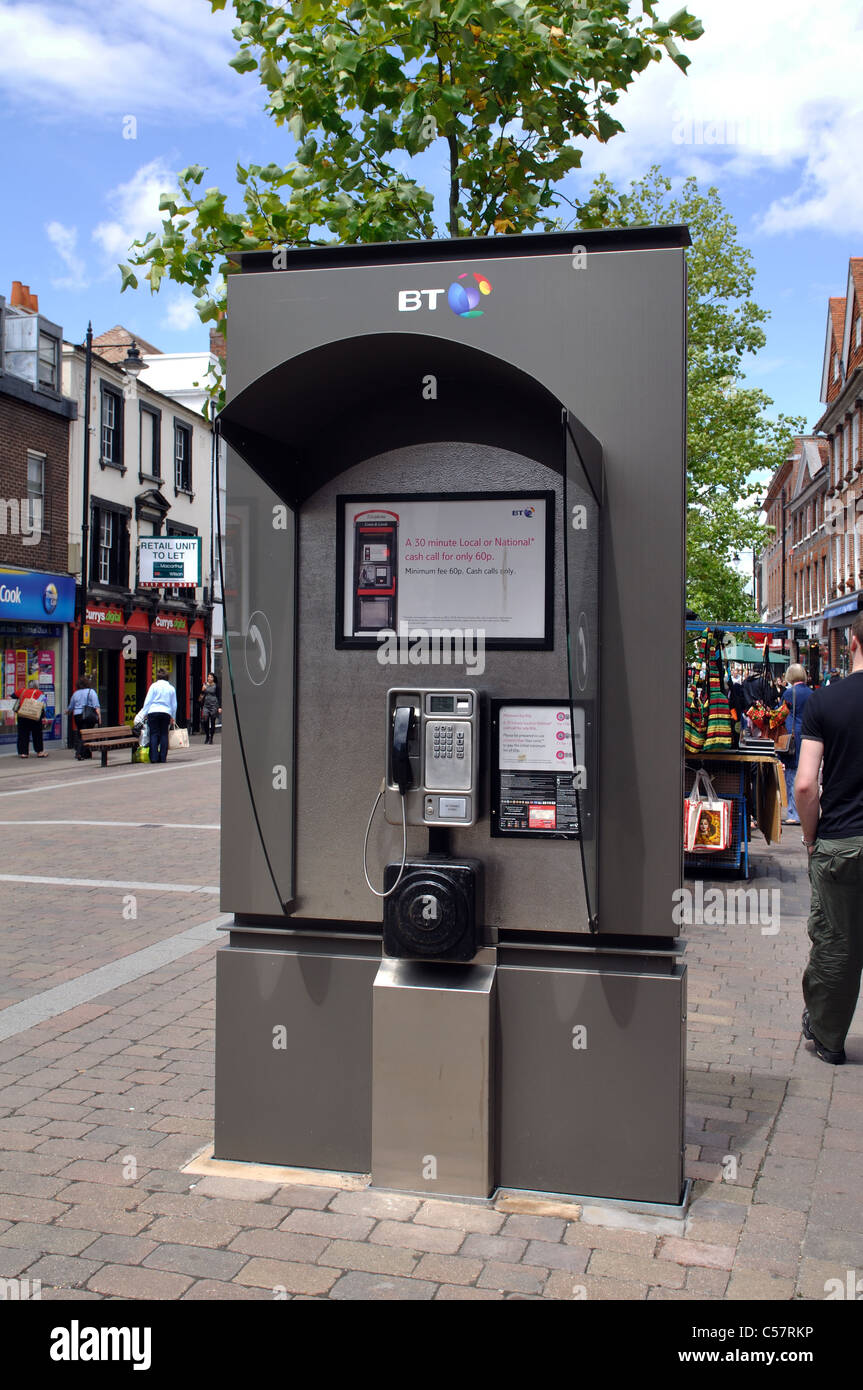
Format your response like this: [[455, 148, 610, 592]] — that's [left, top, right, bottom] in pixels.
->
[[121, 339, 147, 378]]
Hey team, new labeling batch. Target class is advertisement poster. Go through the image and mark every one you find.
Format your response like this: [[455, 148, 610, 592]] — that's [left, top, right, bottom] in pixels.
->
[[493, 701, 587, 839], [340, 493, 551, 646]]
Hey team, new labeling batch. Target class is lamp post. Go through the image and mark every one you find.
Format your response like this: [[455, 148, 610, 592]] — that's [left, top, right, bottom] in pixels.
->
[[79, 323, 93, 671]]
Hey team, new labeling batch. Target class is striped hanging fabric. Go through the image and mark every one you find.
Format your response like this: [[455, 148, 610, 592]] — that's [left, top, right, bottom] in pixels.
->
[[703, 635, 734, 750]]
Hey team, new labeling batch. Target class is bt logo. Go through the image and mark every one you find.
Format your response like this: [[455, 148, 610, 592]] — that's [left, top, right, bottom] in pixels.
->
[[397, 270, 493, 316], [512, 507, 535, 517]]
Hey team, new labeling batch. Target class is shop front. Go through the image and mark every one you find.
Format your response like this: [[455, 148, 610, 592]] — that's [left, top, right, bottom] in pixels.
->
[[0, 565, 75, 748], [79, 604, 201, 727], [824, 594, 863, 674]]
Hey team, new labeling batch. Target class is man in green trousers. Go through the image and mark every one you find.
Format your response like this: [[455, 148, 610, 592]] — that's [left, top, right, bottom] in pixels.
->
[[795, 613, 863, 1064]]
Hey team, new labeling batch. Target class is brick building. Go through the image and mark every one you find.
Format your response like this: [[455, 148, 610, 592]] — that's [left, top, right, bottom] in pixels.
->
[[0, 283, 77, 749], [756, 257, 863, 676]]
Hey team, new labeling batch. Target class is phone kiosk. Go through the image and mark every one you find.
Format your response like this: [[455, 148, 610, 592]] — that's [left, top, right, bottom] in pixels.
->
[[215, 227, 688, 1209]]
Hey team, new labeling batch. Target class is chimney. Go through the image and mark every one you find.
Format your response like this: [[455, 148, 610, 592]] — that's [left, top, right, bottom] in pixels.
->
[[209, 324, 226, 361], [28, 292, 38, 313], [10, 281, 26, 308]]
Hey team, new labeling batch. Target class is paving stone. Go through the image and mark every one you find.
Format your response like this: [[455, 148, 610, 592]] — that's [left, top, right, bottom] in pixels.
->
[[88, 1264, 194, 1300], [461, 1232, 527, 1263], [142, 1242, 247, 1281], [328, 1190, 421, 1220], [232, 1258, 339, 1295], [578, 1274, 648, 1300], [414, 1199, 504, 1234], [55, 1205, 153, 1236], [588, 1250, 686, 1288], [329, 1271, 437, 1300], [476, 1261, 546, 1295], [228, 1229, 329, 1263], [79, 1234, 158, 1265], [317, 1240, 418, 1276], [143, 1216, 241, 1249], [0, 1247, 34, 1277], [685, 1266, 730, 1296], [22, 1254, 103, 1288], [278, 1209, 374, 1242], [0, 1194, 70, 1224], [0, 1223, 97, 1256], [369, 1220, 463, 1255], [724, 1269, 796, 1300], [267, 1184, 342, 1210], [500, 1213, 566, 1243], [408, 1253, 483, 1285], [563, 1224, 657, 1257], [657, 1237, 735, 1270], [522, 1240, 591, 1273], [795, 1257, 854, 1300], [542, 1270, 589, 1299]]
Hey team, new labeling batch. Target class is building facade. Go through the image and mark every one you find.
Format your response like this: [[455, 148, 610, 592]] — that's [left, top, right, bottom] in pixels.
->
[[0, 283, 77, 748], [64, 328, 214, 729], [756, 257, 863, 676]]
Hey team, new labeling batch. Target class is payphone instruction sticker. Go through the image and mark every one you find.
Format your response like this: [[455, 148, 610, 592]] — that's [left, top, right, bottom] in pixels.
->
[[339, 493, 551, 645], [493, 703, 586, 838]]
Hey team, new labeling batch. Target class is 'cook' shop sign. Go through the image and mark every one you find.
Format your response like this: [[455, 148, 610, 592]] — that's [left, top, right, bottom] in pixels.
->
[[138, 537, 201, 588]]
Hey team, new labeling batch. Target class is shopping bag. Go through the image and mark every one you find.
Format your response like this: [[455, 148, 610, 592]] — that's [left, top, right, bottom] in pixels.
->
[[133, 746, 150, 763], [17, 696, 43, 720], [684, 769, 732, 852], [168, 726, 189, 750], [684, 684, 707, 754]]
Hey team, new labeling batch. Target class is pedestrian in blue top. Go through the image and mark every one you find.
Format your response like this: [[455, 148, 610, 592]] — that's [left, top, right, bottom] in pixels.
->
[[139, 676, 177, 764], [67, 677, 100, 760], [781, 663, 812, 825]]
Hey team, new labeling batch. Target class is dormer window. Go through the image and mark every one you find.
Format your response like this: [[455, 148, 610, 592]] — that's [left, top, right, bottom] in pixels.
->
[[37, 331, 59, 390], [833, 354, 840, 381]]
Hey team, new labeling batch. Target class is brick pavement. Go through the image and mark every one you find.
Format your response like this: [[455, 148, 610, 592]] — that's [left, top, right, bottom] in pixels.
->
[[0, 743, 861, 1300]]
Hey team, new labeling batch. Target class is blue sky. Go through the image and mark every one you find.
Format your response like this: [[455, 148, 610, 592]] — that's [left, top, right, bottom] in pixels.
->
[[1, 0, 861, 435]]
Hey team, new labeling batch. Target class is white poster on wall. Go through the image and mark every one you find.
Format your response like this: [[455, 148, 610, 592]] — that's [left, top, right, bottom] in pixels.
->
[[498, 703, 585, 772], [341, 493, 551, 644], [139, 537, 201, 588]]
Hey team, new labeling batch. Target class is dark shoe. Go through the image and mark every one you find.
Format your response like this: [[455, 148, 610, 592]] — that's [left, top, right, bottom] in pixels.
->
[[802, 1009, 846, 1064]]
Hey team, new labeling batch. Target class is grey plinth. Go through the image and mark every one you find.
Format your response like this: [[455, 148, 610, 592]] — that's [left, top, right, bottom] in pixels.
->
[[371, 956, 496, 1198]]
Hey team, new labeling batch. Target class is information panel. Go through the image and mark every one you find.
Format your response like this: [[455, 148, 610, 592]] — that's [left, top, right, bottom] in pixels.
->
[[337, 492, 553, 648], [491, 700, 586, 839]]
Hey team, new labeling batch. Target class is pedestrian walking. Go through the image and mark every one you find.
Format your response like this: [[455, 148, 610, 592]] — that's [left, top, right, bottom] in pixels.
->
[[14, 683, 49, 757], [198, 673, 221, 745], [66, 677, 100, 760], [139, 674, 177, 764], [795, 613, 863, 1065], [780, 663, 812, 826]]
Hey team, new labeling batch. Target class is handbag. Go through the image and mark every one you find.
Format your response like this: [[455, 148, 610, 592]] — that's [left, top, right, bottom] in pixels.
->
[[168, 726, 189, 750], [684, 768, 732, 852], [684, 683, 707, 754], [17, 695, 43, 720], [702, 638, 734, 751], [76, 690, 99, 729]]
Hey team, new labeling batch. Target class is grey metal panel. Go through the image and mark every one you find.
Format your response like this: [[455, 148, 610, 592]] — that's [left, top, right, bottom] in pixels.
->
[[226, 244, 685, 938], [496, 962, 686, 1204], [214, 944, 377, 1170], [293, 443, 590, 935], [219, 446, 296, 917], [372, 958, 495, 1197]]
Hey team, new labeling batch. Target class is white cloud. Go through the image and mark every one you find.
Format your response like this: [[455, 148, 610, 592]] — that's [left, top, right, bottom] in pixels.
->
[[0, 0, 255, 121], [161, 292, 199, 332], [92, 159, 178, 262], [45, 220, 88, 290], [570, 0, 863, 236]]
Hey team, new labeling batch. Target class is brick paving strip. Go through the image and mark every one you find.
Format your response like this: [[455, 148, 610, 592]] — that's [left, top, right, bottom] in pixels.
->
[[0, 746, 862, 1300]]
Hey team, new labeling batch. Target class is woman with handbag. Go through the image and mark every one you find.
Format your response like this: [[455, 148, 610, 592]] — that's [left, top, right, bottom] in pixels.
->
[[67, 677, 101, 759], [14, 684, 49, 757], [198, 673, 221, 745], [779, 664, 812, 825]]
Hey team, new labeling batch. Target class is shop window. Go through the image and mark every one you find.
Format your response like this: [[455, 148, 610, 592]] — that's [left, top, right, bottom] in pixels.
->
[[174, 422, 192, 494], [26, 450, 46, 533], [140, 404, 161, 480], [100, 385, 124, 469]]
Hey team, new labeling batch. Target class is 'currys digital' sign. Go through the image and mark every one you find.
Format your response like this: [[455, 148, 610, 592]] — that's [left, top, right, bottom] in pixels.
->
[[0, 567, 76, 623]]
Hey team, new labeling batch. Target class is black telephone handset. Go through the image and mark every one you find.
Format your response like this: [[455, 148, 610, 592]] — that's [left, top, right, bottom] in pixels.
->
[[391, 705, 415, 795]]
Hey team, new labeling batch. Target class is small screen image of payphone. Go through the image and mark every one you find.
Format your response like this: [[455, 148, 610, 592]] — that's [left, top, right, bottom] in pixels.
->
[[353, 514, 397, 634]]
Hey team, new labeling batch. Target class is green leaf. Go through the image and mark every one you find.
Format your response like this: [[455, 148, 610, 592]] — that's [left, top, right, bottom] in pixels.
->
[[119, 264, 138, 293], [229, 50, 258, 75]]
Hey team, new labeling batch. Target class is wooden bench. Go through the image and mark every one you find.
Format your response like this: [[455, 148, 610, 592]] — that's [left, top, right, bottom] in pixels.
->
[[80, 724, 139, 767]]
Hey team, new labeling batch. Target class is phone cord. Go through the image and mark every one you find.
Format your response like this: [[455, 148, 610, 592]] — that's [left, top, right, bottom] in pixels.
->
[[363, 787, 408, 898]]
